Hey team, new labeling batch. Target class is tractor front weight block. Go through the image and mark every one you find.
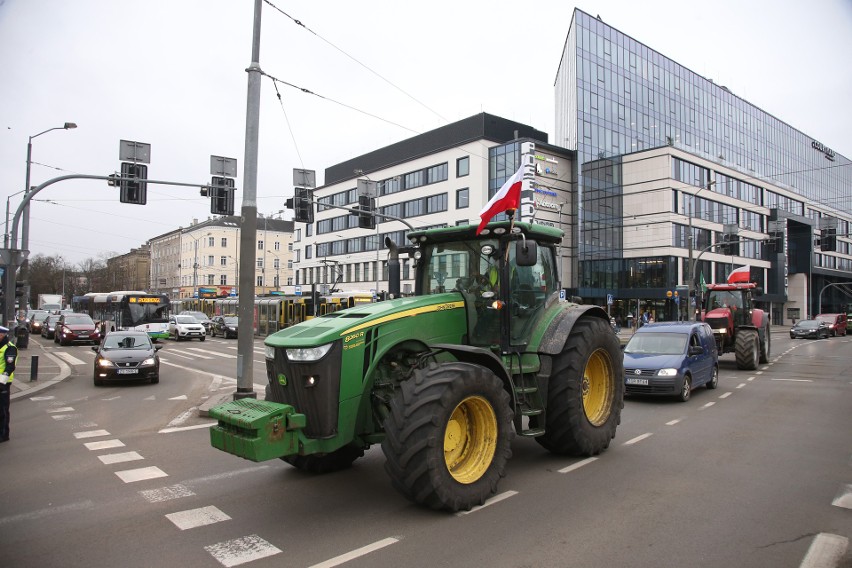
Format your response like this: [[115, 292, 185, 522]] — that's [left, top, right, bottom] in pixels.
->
[[209, 399, 306, 462]]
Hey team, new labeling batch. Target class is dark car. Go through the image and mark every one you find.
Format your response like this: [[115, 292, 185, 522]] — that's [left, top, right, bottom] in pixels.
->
[[790, 319, 830, 339], [55, 313, 101, 346], [623, 322, 719, 402], [92, 331, 162, 386], [179, 311, 212, 334], [210, 316, 238, 338], [41, 314, 61, 339]]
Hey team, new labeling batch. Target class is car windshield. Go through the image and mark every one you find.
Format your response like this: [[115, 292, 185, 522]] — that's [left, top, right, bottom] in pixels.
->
[[176, 316, 198, 324], [184, 312, 209, 321], [223, 317, 238, 325], [33, 313, 49, 322], [624, 332, 688, 355], [103, 335, 150, 349], [64, 315, 93, 325], [797, 320, 818, 327], [815, 316, 834, 323]]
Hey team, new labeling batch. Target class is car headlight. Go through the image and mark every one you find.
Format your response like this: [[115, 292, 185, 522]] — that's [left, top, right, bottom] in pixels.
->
[[141, 357, 157, 366], [97, 358, 116, 368], [657, 368, 678, 376], [286, 343, 333, 362]]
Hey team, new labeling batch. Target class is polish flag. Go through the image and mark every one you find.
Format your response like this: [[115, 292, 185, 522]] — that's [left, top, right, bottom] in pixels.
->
[[476, 164, 525, 235], [727, 265, 751, 284]]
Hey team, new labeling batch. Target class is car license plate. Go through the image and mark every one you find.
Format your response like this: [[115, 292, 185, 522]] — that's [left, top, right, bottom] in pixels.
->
[[117, 369, 138, 375], [626, 377, 649, 385]]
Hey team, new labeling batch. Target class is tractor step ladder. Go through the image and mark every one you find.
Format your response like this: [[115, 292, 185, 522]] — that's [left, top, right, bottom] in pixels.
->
[[513, 372, 546, 437]]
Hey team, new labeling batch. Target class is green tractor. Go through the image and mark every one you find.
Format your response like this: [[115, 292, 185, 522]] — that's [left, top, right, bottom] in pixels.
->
[[209, 222, 624, 511]]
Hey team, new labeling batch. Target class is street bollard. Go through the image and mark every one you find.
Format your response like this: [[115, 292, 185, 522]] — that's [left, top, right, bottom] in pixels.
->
[[30, 355, 38, 382]]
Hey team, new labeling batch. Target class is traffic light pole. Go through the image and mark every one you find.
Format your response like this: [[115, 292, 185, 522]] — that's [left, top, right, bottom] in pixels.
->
[[305, 199, 416, 231]]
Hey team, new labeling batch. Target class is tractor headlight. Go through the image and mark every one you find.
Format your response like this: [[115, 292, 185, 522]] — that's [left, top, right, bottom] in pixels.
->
[[657, 368, 678, 376], [286, 343, 333, 362], [265, 344, 276, 359]]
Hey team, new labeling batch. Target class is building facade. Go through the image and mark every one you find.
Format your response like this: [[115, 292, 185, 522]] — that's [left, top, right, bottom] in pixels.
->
[[293, 114, 576, 296], [554, 9, 852, 323], [105, 244, 151, 292], [148, 216, 294, 299]]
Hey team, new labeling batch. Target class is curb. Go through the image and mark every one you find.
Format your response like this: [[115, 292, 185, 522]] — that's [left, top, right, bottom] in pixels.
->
[[198, 391, 233, 417]]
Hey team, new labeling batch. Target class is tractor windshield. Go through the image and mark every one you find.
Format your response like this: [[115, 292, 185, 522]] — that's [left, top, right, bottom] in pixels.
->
[[707, 290, 743, 310], [419, 239, 500, 295]]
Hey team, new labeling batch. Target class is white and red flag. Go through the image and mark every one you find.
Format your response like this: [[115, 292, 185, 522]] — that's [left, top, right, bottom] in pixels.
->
[[727, 265, 751, 284], [476, 164, 525, 235]]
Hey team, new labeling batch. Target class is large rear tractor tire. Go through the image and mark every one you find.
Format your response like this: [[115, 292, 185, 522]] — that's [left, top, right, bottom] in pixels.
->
[[382, 361, 514, 512], [263, 384, 364, 473], [534, 316, 623, 456], [735, 328, 759, 370]]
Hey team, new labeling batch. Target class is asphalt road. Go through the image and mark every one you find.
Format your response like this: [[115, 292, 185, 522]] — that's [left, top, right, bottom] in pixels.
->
[[1, 331, 850, 567]]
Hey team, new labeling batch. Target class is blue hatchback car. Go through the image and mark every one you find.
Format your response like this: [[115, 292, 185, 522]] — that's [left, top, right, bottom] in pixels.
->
[[623, 322, 719, 402]]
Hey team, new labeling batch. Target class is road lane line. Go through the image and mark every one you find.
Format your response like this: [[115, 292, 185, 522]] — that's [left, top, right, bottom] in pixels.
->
[[84, 439, 125, 450], [747, 376, 756, 381], [665, 419, 682, 426], [701, 402, 716, 409], [0, 500, 95, 526], [736, 383, 746, 389], [46, 406, 75, 413], [624, 433, 653, 445], [115, 466, 168, 483], [98, 451, 144, 465], [799, 533, 848, 568], [185, 347, 238, 359], [308, 537, 399, 568], [771, 378, 813, 382], [54, 352, 87, 366], [205, 534, 281, 567], [719, 392, 732, 399], [74, 429, 111, 439], [166, 505, 231, 530], [455, 491, 518, 516], [51, 414, 82, 421], [831, 484, 852, 510], [558, 457, 598, 473], [160, 422, 217, 434]]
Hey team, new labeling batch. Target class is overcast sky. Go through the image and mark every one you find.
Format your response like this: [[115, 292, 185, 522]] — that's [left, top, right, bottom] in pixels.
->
[[1, 0, 850, 266]]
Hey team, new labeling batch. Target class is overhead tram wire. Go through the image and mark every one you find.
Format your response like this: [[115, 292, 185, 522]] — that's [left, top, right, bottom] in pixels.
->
[[271, 79, 305, 171], [261, 0, 448, 125]]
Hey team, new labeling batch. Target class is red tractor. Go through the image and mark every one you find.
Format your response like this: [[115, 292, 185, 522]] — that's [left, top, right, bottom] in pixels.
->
[[701, 270, 770, 370]]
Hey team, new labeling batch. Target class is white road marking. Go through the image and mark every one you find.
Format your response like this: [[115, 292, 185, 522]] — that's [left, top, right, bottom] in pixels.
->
[[159, 422, 216, 434], [831, 484, 852, 510], [101, 396, 121, 401], [761, 366, 769, 370], [98, 451, 144, 465], [308, 537, 400, 568], [115, 466, 168, 483], [186, 347, 238, 359], [736, 383, 746, 389], [74, 429, 111, 439], [139, 484, 196, 503], [799, 533, 848, 568], [51, 414, 82, 421], [46, 407, 74, 413], [205, 534, 281, 567], [144, 395, 156, 401], [665, 419, 682, 426], [53, 352, 87, 366], [168, 395, 188, 400], [558, 457, 598, 473], [84, 439, 125, 451], [701, 402, 716, 409], [30, 396, 55, 401], [747, 376, 756, 381], [771, 378, 813, 382], [624, 433, 653, 445], [0, 500, 95, 525], [756, 371, 764, 375], [455, 491, 518, 516], [166, 505, 231, 530], [719, 392, 732, 399]]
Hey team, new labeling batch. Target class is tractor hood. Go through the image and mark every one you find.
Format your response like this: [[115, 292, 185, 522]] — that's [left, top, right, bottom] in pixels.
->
[[265, 292, 466, 348], [704, 307, 733, 322]]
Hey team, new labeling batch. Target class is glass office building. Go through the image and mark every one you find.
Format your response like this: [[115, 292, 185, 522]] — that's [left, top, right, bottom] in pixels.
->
[[555, 9, 852, 322]]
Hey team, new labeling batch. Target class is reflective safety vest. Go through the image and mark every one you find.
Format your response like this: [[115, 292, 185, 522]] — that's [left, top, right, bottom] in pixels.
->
[[0, 341, 16, 382]]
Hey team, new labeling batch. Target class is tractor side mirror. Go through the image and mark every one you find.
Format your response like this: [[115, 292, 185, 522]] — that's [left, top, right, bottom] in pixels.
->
[[515, 239, 538, 267]]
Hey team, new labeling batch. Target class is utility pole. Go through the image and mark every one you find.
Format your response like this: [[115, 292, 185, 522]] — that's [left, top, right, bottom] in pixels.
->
[[234, 0, 262, 400]]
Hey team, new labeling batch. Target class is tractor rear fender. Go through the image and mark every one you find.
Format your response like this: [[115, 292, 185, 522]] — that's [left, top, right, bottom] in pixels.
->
[[430, 344, 513, 387], [538, 304, 610, 355]]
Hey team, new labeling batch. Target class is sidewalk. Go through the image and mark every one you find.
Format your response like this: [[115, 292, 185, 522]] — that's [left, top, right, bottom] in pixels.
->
[[9, 339, 71, 401]]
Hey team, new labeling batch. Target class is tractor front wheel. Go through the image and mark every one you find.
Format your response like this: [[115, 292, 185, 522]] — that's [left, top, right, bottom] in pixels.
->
[[534, 316, 624, 456], [382, 361, 514, 512], [735, 329, 759, 370]]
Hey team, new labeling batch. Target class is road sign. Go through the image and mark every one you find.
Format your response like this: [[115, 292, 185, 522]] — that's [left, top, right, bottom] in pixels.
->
[[607, 294, 613, 305], [229, 287, 237, 297], [294, 285, 302, 296], [559, 289, 566, 301]]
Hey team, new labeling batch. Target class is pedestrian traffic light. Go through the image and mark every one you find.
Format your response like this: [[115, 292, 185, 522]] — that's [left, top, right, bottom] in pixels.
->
[[294, 187, 314, 224], [358, 195, 376, 229], [119, 162, 148, 205], [210, 177, 235, 216]]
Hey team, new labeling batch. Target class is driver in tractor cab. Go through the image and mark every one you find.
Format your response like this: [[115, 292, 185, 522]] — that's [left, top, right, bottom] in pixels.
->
[[467, 259, 502, 345]]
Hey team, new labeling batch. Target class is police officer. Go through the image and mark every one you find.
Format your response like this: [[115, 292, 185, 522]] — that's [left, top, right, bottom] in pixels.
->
[[0, 325, 18, 442]]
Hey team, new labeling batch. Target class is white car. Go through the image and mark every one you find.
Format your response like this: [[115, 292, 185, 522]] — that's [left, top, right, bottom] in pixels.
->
[[168, 315, 207, 341]]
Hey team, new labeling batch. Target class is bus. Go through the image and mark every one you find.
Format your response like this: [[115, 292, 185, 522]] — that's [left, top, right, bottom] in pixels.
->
[[72, 291, 170, 340]]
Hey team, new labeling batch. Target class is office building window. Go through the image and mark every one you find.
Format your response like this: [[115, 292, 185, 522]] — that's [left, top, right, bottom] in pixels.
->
[[457, 156, 469, 177], [456, 188, 469, 209]]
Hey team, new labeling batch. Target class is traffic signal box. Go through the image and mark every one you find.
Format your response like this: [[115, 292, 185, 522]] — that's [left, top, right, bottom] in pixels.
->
[[119, 162, 148, 204], [358, 195, 376, 229], [294, 187, 314, 224], [210, 176, 235, 216], [821, 228, 836, 252]]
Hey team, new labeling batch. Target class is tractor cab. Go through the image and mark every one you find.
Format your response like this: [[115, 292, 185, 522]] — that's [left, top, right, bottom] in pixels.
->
[[409, 221, 561, 352], [704, 283, 755, 330]]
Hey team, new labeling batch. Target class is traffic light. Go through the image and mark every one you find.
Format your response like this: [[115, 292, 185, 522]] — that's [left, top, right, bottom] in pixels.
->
[[15, 280, 26, 297], [294, 187, 314, 224], [119, 162, 148, 204], [719, 233, 737, 256], [358, 195, 376, 229], [210, 177, 235, 216], [821, 228, 836, 252]]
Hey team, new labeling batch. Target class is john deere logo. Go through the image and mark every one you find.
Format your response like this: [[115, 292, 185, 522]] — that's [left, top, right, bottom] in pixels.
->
[[277, 373, 287, 386]]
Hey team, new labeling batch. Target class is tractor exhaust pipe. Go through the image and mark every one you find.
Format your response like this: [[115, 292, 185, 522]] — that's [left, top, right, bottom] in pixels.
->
[[385, 236, 401, 299]]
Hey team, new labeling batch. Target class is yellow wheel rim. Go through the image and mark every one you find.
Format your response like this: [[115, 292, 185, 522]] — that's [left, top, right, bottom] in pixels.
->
[[582, 348, 614, 427], [443, 396, 498, 484]]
